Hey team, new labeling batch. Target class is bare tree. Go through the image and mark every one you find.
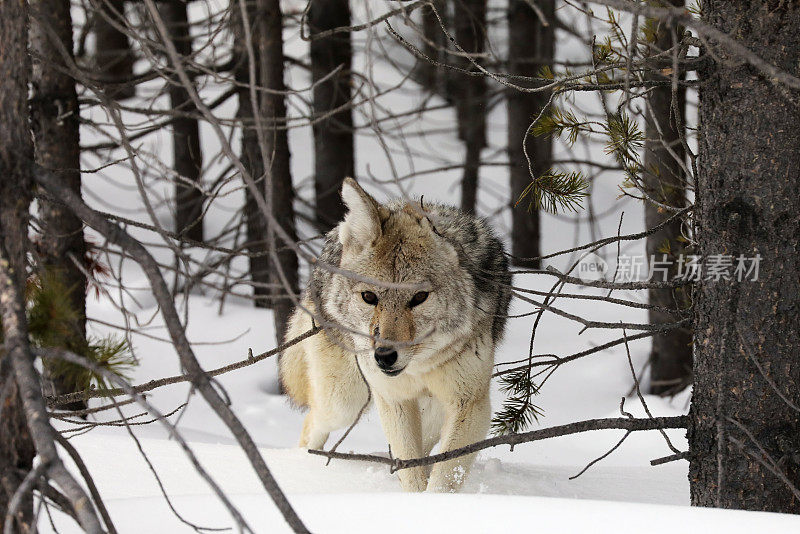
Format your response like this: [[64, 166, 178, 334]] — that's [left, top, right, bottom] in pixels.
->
[[93, 0, 136, 99], [160, 0, 205, 243], [256, 0, 299, 344], [690, 0, 800, 513], [642, 1, 691, 395], [414, 0, 448, 94], [309, 0, 355, 231], [0, 0, 38, 525], [232, 0, 301, 337], [453, 0, 487, 214], [507, 0, 554, 268], [30, 0, 89, 411], [235, 0, 271, 308], [2, 3, 102, 531]]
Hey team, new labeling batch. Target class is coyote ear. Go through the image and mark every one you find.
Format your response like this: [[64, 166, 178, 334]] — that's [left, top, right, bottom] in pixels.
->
[[339, 177, 381, 249]]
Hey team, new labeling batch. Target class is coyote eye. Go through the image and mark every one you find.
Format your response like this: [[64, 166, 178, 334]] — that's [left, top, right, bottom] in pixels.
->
[[361, 291, 378, 305], [409, 291, 429, 308]]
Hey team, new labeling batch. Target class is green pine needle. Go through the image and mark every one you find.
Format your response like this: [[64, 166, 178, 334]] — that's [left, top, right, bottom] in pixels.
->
[[6, 270, 139, 394], [603, 111, 644, 168], [491, 369, 545, 435], [532, 106, 584, 145], [516, 168, 589, 214]]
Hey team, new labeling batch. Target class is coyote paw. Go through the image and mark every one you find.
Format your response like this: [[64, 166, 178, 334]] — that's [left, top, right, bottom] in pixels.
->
[[397, 466, 428, 492]]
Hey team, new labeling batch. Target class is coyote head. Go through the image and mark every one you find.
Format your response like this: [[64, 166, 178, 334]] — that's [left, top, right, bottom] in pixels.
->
[[323, 178, 474, 377]]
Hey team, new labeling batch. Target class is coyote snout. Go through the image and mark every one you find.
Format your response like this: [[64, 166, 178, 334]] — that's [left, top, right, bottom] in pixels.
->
[[279, 178, 511, 492]]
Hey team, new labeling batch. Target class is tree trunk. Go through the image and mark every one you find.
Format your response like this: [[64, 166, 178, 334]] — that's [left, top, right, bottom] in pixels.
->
[[30, 0, 89, 412], [689, 0, 800, 513], [234, 0, 270, 308], [414, 0, 448, 94], [0, 0, 36, 528], [160, 0, 204, 243], [310, 0, 354, 231], [93, 0, 136, 100], [453, 0, 487, 214], [643, 1, 692, 395], [256, 0, 299, 343], [507, 0, 554, 268]]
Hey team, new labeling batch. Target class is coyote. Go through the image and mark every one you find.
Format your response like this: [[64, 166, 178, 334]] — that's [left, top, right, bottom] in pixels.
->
[[280, 178, 511, 492]]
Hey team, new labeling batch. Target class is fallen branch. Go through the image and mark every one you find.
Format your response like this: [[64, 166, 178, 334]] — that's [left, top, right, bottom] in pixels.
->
[[309, 415, 687, 470]]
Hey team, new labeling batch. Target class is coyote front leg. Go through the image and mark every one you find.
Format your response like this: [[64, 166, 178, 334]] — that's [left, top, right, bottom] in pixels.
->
[[424, 334, 493, 492], [374, 395, 428, 492], [426, 390, 491, 492]]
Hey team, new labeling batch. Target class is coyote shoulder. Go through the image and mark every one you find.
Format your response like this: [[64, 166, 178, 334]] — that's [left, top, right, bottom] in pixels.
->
[[280, 178, 511, 492]]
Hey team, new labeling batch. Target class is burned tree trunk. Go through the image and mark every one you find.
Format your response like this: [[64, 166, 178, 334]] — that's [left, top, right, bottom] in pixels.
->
[[93, 0, 136, 99], [30, 0, 89, 411], [507, 0, 554, 268], [642, 1, 692, 395], [234, 0, 270, 307], [689, 0, 800, 513], [453, 0, 487, 214], [0, 0, 36, 528], [160, 0, 204, 243], [309, 0, 354, 231]]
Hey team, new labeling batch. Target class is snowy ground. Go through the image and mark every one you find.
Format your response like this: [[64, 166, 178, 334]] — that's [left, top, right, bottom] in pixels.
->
[[44, 288, 800, 533], [39, 2, 800, 532]]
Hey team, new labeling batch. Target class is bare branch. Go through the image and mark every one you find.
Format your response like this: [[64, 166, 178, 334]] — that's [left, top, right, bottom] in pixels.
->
[[309, 415, 687, 470]]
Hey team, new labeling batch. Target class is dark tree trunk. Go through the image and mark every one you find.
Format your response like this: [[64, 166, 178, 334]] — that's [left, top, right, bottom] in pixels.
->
[[160, 0, 204, 243], [30, 0, 89, 412], [643, 0, 692, 395], [507, 0, 554, 268], [0, 0, 36, 528], [257, 0, 299, 345], [234, 0, 270, 307], [93, 0, 136, 100], [453, 0, 487, 214], [461, 139, 481, 214], [309, 0, 354, 231], [689, 1, 800, 513], [414, 0, 448, 94]]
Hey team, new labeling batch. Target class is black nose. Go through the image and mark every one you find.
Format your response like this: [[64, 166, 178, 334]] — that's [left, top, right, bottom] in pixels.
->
[[374, 347, 398, 369]]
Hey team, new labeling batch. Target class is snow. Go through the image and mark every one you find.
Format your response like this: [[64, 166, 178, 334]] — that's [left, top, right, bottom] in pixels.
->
[[37, 1, 800, 532], [45, 493, 800, 534]]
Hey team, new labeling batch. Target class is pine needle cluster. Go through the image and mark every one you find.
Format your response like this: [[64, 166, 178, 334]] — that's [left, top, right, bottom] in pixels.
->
[[532, 106, 584, 145], [603, 111, 644, 171], [516, 169, 589, 214], [0, 270, 137, 395], [491, 369, 544, 436]]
